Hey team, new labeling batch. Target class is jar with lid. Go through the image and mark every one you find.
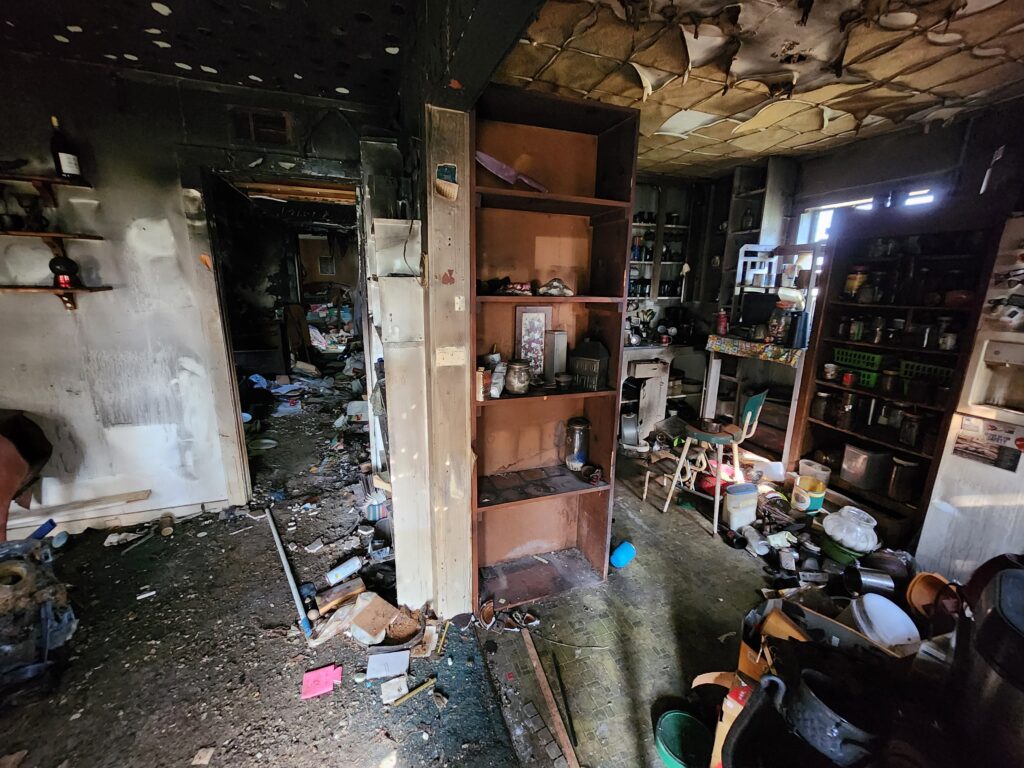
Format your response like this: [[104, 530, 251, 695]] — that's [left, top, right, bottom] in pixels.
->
[[565, 417, 591, 471], [848, 317, 865, 341], [899, 411, 925, 448], [837, 393, 858, 430], [811, 392, 833, 421], [873, 270, 898, 305], [877, 400, 901, 431], [505, 360, 532, 394], [888, 458, 922, 502], [843, 265, 869, 300], [879, 369, 901, 396], [869, 316, 886, 344]]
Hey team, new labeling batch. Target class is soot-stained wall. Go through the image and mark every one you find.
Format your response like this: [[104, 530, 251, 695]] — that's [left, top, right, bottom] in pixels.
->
[[0, 52, 382, 535]]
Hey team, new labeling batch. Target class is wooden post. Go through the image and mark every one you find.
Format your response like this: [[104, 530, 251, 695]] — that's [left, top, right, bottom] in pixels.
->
[[424, 105, 474, 616]]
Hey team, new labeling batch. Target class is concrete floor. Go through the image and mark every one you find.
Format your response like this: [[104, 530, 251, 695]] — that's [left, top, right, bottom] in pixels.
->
[[482, 462, 766, 768]]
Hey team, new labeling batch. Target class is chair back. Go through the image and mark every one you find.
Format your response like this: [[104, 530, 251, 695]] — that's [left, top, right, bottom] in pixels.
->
[[738, 390, 768, 439]]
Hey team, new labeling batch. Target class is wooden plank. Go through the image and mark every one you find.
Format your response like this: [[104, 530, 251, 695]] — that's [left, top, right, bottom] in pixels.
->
[[234, 181, 357, 204], [0, 231, 103, 240], [480, 548, 601, 608], [476, 398, 583, 476], [522, 628, 582, 768], [476, 187, 631, 217], [425, 105, 474, 617], [0, 285, 112, 293], [315, 577, 366, 615], [476, 120, 597, 199], [28, 489, 151, 515]]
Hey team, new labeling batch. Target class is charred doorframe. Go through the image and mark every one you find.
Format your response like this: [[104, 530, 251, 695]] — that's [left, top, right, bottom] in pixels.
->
[[176, 146, 362, 506]]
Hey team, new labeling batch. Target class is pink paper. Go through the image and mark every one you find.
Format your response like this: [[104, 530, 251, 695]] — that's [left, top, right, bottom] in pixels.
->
[[301, 664, 343, 699]]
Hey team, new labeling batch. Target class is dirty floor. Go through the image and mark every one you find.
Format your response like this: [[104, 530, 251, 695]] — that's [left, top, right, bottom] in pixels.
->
[[0, 408, 515, 768], [481, 462, 765, 768]]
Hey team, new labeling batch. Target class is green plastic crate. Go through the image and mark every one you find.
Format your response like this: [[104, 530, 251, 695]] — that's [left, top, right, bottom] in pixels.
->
[[833, 347, 884, 371], [900, 359, 954, 383], [850, 369, 878, 389]]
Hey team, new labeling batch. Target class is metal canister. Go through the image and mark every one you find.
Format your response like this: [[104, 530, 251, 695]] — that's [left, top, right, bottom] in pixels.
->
[[565, 417, 591, 471]]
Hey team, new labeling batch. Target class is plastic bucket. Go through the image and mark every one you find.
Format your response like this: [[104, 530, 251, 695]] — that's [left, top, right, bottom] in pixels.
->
[[798, 459, 832, 486], [655, 711, 713, 768], [610, 541, 636, 568], [723, 483, 758, 530], [792, 476, 826, 513]]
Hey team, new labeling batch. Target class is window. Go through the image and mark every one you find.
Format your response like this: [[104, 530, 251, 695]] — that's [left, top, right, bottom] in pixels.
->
[[798, 188, 937, 242]]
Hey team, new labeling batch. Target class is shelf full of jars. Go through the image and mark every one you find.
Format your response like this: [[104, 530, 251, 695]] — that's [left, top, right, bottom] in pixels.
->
[[794, 217, 995, 527]]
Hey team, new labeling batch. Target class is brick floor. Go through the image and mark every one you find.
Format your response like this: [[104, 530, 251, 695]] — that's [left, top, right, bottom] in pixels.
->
[[481, 463, 765, 767]]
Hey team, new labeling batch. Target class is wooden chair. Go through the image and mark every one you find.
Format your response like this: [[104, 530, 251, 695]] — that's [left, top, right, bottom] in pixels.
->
[[643, 391, 768, 534]]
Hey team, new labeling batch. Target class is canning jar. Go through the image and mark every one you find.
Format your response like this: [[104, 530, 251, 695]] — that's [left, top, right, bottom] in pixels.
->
[[811, 392, 832, 420], [900, 412, 924, 448]]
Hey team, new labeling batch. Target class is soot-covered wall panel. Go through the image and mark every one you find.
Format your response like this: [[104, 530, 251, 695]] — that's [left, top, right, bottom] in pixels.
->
[[0, 53, 378, 534]]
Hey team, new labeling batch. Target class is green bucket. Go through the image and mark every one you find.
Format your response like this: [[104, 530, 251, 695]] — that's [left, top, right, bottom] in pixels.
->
[[655, 711, 713, 768]]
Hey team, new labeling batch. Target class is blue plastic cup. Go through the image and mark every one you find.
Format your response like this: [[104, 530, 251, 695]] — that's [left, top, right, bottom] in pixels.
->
[[610, 541, 636, 568]]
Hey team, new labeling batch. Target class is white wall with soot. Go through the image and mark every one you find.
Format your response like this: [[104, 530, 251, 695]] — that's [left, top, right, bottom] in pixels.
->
[[0, 53, 377, 536]]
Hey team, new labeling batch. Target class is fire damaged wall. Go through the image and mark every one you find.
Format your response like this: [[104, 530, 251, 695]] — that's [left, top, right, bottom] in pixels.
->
[[0, 52, 385, 535]]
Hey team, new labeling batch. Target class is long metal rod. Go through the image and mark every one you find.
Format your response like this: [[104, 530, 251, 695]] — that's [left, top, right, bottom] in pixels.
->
[[267, 511, 312, 637]]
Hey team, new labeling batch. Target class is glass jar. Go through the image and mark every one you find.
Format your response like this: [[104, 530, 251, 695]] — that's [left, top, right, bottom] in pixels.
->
[[823, 506, 879, 553], [900, 412, 925, 448], [837, 315, 850, 339], [879, 370, 901, 396], [837, 393, 858, 430], [565, 417, 591, 471], [888, 458, 922, 502], [811, 392, 832, 420], [843, 265, 869, 300], [505, 360, 532, 394], [848, 317, 865, 341]]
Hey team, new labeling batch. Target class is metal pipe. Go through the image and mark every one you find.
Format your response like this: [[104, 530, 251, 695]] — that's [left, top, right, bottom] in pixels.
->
[[267, 511, 312, 637]]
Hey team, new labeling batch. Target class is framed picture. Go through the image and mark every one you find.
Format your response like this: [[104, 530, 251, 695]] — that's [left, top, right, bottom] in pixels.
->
[[515, 305, 552, 375]]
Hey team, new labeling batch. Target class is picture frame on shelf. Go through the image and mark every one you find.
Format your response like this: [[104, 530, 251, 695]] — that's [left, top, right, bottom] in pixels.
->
[[515, 305, 552, 375]]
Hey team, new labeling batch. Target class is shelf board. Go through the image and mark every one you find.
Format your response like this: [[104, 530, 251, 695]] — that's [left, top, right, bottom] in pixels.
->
[[734, 187, 766, 198], [0, 174, 91, 188], [0, 285, 112, 294], [829, 301, 972, 312], [667, 392, 702, 400], [477, 186, 631, 217], [476, 464, 609, 510], [813, 380, 945, 412], [652, 296, 682, 302], [475, 295, 623, 305], [663, 224, 689, 231], [807, 418, 933, 459], [827, 475, 918, 517], [822, 338, 959, 357], [659, 260, 686, 265], [477, 388, 616, 407], [479, 548, 601, 609], [730, 228, 762, 236], [631, 222, 656, 229], [0, 231, 103, 241]]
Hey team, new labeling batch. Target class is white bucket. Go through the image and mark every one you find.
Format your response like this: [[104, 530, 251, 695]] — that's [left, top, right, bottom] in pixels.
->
[[841, 594, 920, 656]]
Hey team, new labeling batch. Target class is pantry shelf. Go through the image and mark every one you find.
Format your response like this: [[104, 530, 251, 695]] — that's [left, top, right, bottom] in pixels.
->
[[822, 338, 959, 356], [807, 418, 933, 459], [813, 380, 945, 412]]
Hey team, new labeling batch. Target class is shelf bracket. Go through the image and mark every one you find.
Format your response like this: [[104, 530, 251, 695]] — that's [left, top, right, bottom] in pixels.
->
[[30, 180, 57, 208], [56, 291, 77, 311]]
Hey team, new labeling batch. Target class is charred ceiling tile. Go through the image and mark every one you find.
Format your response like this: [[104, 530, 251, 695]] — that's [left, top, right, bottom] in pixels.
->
[[653, 107, 721, 137], [593, 65, 647, 101], [691, 117, 744, 140], [895, 50, 995, 90], [729, 126, 800, 153], [691, 86, 770, 117], [493, 41, 559, 85], [847, 33, 951, 81], [639, 101, 690, 136], [538, 48, 621, 92], [933, 60, 1024, 97], [647, 76, 723, 109], [630, 22, 689, 73], [565, 4, 638, 60], [631, 63, 679, 99], [946, 0, 1024, 43], [530, 0, 595, 46], [732, 101, 821, 136]]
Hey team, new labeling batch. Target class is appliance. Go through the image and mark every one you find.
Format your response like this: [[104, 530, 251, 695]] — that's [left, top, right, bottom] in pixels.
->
[[918, 216, 1024, 582], [951, 569, 1024, 765]]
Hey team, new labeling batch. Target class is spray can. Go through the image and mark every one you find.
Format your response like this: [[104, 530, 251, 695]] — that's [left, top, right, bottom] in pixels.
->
[[326, 556, 363, 586]]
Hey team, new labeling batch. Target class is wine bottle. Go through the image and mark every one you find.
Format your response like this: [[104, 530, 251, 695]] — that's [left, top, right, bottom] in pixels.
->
[[50, 115, 82, 181]]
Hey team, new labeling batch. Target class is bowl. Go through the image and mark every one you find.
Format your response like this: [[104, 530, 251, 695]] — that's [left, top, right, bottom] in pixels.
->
[[821, 534, 869, 566]]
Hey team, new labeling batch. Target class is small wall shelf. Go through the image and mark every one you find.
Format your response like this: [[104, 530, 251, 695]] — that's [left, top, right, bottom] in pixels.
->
[[0, 284, 113, 310]]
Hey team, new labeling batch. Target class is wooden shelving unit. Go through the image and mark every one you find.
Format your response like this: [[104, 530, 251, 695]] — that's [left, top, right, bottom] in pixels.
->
[[791, 199, 1007, 541], [471, 86, 638, 609], [0, 174, 108, 310]]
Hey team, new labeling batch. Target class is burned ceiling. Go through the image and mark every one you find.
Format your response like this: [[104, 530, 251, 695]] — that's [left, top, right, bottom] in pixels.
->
[[0, 0, 413, 104], [494, 0, 1024, 176]]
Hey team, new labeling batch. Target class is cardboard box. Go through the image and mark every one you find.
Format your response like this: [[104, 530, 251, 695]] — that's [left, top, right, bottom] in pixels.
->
[[737, 598, 901, 681], [709, 677, 752, 768]]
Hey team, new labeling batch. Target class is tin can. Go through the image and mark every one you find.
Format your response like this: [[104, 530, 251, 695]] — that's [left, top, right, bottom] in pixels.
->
[[848, 318, 864, 341], [841, 370, 858, 388]]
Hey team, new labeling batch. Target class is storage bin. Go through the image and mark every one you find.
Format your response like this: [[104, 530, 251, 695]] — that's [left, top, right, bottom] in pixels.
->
[[840, 444, 892, 491], [834, 347, 884, 371], [798, 459, 832, 486], [899, 359, 953, 384], [723, 483, 758, 530]]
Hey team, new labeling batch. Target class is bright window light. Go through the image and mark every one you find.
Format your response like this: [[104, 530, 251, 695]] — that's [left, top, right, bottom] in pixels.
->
[[813, 209, 834, 242], [905, 189, 935, 206], [855, 201, 874, 211]]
